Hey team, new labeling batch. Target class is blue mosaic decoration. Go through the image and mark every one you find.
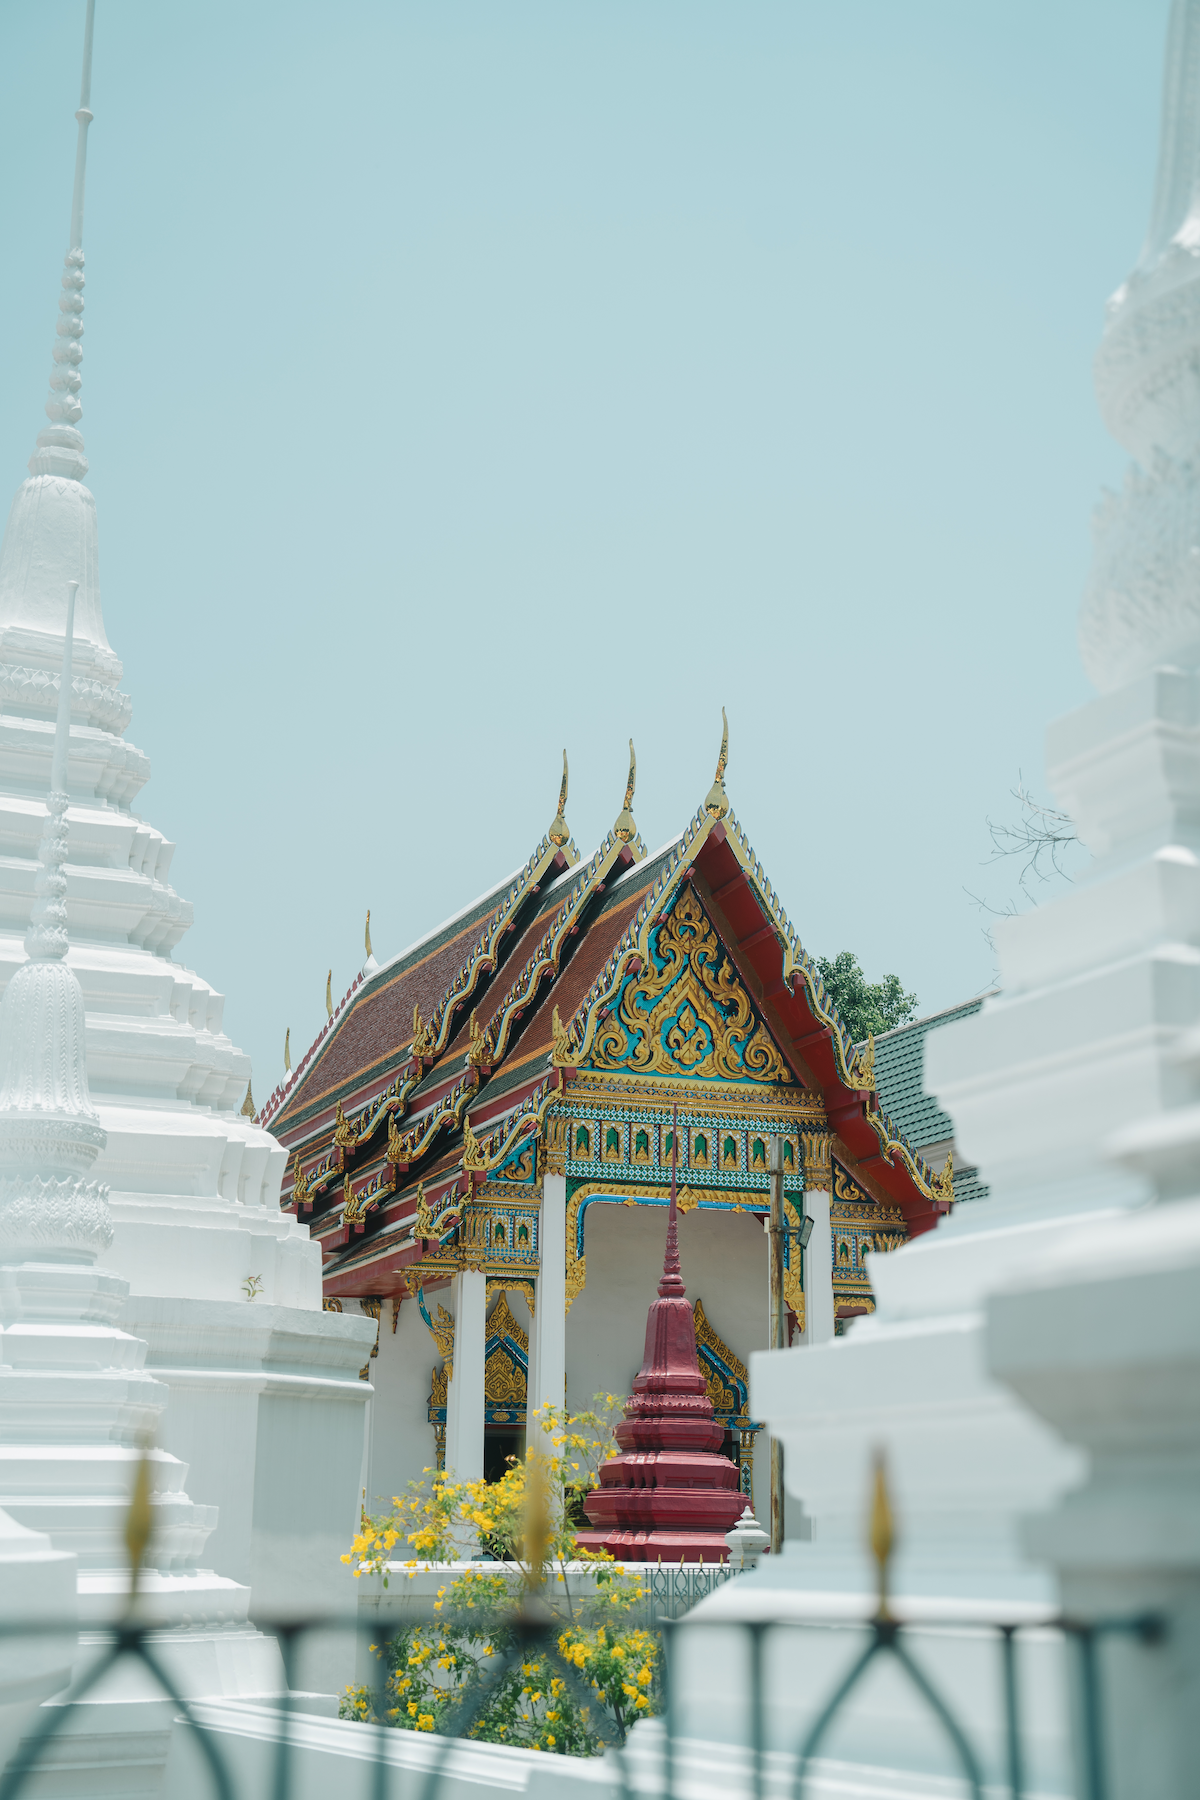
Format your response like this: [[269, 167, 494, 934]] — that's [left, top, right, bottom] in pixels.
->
[[492, 1133, 537, 1186]]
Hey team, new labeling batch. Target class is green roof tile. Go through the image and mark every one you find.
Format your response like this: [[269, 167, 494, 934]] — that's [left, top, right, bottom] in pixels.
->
[[871, 995, 997, 1204]]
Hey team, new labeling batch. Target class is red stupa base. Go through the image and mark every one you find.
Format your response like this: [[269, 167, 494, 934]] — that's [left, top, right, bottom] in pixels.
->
[[579, 1112, 746, 1569], [575, 1528, 734, 1564]]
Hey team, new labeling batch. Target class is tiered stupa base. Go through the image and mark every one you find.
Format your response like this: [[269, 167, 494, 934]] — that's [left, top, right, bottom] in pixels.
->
[[581, 1161, 744, 1563]]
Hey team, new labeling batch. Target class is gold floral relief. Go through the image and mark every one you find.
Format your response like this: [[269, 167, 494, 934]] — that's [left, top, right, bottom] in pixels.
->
[[483, 1346, 526, 1406], [588, 886, 790, 1084]]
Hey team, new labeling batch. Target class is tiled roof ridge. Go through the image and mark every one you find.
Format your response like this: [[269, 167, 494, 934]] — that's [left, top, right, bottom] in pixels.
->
[[260, 824, 577, 1139], [280, 822, 636, 1227], [869, 990, 998, 1048]]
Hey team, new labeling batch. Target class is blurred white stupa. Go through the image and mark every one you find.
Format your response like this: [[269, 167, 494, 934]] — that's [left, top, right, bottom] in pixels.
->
[[0, 0, 373, 1640]]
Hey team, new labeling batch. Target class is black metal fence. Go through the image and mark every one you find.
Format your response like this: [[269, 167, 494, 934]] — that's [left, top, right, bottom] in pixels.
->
[[0, 1597, 1164, 1800]]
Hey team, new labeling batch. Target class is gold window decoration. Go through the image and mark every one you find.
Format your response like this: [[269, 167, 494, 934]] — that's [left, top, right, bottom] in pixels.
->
[[633, 1127, 651, 1164], [721, 1134, 739, 1170], [575, 1124, 591, 1159], [603, 1124, 622, 1163], [692, 1132, 710, 1169], [750, 1137, 767, 1169], [493, 1220, 506, 1245]]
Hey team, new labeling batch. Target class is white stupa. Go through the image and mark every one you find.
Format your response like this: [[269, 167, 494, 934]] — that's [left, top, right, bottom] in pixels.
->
[[0, 578, 283, 1787], [648, 6, 1200, 1796], [0, 4, 374, 1630]]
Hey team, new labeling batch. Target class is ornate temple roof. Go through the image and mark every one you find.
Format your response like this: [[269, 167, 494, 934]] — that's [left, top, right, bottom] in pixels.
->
[[264, 732, 955, 1296]]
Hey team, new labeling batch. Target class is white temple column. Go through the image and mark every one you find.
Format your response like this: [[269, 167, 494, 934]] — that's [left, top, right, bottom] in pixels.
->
[[444, 1268, 486, 1480], [798, 1134, 834, 1345], [529, 1167, 567, 1456]]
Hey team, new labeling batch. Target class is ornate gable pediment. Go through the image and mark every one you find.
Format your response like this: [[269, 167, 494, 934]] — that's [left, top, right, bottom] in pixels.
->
[[585, 886, 791, 1086]]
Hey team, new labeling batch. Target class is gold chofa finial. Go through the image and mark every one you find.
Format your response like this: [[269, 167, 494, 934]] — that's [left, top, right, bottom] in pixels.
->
[[613, 739, 638, 844], [240, 1081, 255, 1119], [283, 1028, 291, 1075], [704, 709, 730, 820], [869, 1448, 895, 1620], [326, 970, 333, 1020], [548, 751, 570, 848], [365, 910, 373, 959]]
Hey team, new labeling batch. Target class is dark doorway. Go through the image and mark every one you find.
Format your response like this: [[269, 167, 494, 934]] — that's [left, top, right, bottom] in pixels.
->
[[484, 1430, 522, 1485]]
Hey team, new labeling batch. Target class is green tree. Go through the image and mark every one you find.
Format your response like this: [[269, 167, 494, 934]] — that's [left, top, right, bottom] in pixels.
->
[[815, 952, 917, 1042]]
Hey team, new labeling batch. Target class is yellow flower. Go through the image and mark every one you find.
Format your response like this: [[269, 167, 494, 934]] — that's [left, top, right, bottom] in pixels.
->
[[408, 1702, 418, 1717], [417, 1714, 435, 1732], [545, 1735, 557, 1747], [638, 1665, 652, 1687], [635, 1694, 650, 1710]]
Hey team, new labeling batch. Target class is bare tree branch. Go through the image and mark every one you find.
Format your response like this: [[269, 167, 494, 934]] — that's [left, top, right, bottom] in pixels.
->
[[981, 771, 1080, 902]]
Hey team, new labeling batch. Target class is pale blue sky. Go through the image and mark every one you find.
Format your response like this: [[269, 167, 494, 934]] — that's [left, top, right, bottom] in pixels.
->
[[0, 2, 1171, 1095]]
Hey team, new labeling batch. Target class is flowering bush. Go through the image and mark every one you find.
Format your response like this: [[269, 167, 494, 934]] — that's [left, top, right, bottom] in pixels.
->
[[338, 1565, 660, 1751], [338, 1395, 663, 1751], [340, 1395, 625, 1583]]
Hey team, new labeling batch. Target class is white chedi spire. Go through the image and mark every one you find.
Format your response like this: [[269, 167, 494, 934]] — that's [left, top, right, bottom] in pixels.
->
[[1080, 0, 1200, 689], [0, 0, 118, 708], [0, 0, 375, 1667]]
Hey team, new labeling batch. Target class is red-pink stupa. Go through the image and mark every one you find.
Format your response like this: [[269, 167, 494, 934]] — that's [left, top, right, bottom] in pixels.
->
[[576, 1111, 746, 1563]]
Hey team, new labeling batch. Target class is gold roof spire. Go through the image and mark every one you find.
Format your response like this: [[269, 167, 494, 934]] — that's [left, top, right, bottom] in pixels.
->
[[547, 750, 571, 848], [704, 708, 730, 820], [240, 1080, 255, 1118], [325, 970, 333, 1020], [613, 739, 639, 844], [364, 910, 373, 959], [283, 1028, 291, 1075]]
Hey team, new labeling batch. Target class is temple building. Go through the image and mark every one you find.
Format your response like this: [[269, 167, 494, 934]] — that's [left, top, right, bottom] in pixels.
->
[[262, 732, 954, 1511]]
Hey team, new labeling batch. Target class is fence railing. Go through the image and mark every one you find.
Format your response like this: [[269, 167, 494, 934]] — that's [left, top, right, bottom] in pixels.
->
[[0, 1596, 1166, 1800], [636, 1556, 738, 1621]]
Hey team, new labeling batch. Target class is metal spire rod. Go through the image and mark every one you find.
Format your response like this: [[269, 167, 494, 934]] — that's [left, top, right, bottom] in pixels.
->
[[70, 0, 96, 251]]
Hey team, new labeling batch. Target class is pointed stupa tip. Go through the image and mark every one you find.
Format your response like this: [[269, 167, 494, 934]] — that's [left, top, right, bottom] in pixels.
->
[[548, 750, 571, 847], [660, 1103, 685, 1298], [240, 1081, 255, 1119], [704, 709, 729, 821], [612, 739, 642, 848], [29, 0, 95, 484]]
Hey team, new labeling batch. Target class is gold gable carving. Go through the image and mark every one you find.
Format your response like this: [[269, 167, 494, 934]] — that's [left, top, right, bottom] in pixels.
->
[[693, 1296, 747, 1415], [589, 887, 790, 1084], [487, 1291, 529, 1356]]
